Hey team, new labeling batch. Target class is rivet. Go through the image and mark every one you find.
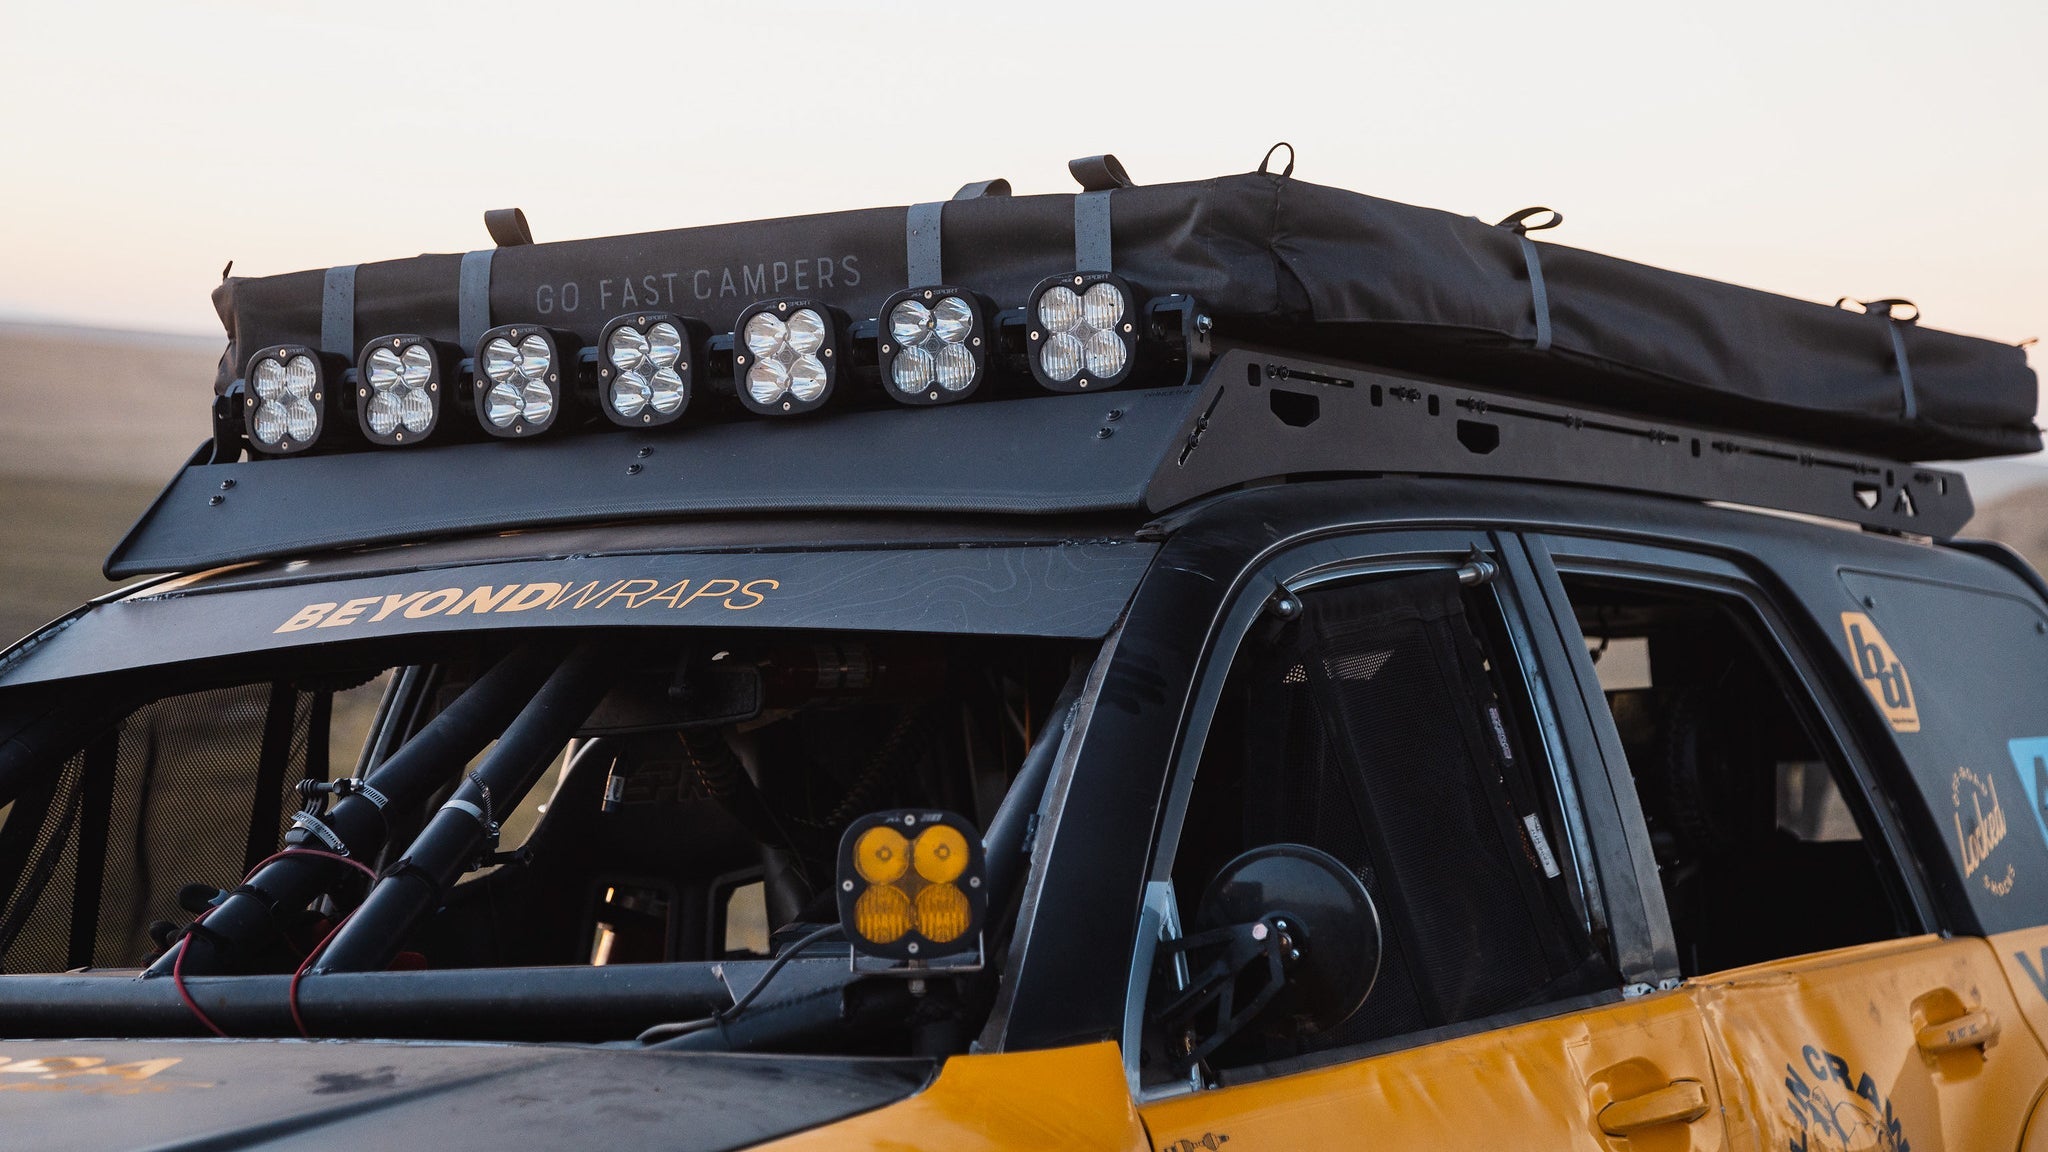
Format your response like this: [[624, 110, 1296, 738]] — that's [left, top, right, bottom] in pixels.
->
[[679, 362, 688, 371], [781, 401, 792, 411], [601, 368, 610, 378], [928, 391, 938, 401], [1122, 323, 1133, 333], [1097, 427, 1114, 439], [208, 495, 224, 506], [842, 880, 855, 892], [777, 302, 788, 312], [1862, 596, 1876, 609], [636, 446, 653, 458], [636, 315, 647, 324], [220, 479, 236, 490], [394, 431, 404, 442], [1029, 331, 1041, 341], [1078, 379, 1090, 388], [971, 337, 981, 346], [907, 942, 920, 955], [881, 344, 891, 353], [359, 388, 368, 397], [822, 349, 832, 358], [627, 463, 643, 475], [548, 373, 558, 383], [1072, 276, 1083, 285], [429, 383, 438, 392], [1106, 408, 1124, 421], [923, 290, 933, 299], [642, 414, 652, 423], [968, 876, 980, 888]]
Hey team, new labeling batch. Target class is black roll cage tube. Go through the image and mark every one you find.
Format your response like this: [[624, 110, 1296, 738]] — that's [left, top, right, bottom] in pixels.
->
[[144, 643, 563, 978], [312, 643, 613, 974]]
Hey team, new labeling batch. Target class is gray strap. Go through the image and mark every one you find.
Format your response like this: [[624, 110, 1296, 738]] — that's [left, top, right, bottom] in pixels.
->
[[1518, 235, 1552, 352], [1074, 191, 1115, 273], [1837, 298, 1920, 420], [459, 250, 494, 351], [320, 265, 357, 357], [1887, 322, 1917, 420], [906, 201, 946, 286], [439, 798, 485, 824], [1496, 208, 1562, 353]]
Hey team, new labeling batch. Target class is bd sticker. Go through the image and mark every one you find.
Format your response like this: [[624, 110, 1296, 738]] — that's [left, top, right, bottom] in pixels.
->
[[1952, 766, 2014, 897], [1840, 613, 1918, 733], [2007, 738, 2048, 854]]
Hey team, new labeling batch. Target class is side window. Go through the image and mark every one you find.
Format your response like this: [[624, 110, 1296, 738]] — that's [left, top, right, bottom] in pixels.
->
[[1165, 569, 1612, 1072], [1559, 575, 1914, 974]]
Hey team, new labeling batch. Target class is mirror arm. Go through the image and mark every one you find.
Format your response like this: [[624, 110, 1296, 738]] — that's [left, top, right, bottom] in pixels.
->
[[1153, 912, 1302, 1074]]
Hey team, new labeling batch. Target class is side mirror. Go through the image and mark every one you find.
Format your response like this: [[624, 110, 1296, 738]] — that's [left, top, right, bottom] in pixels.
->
[[1154, 844, 1380, 1071]]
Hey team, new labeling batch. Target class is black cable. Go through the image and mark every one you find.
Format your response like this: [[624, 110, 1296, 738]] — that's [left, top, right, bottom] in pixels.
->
[[636, 922, 844, 1044]]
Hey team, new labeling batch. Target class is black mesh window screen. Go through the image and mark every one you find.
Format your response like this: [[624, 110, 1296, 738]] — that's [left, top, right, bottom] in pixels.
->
[[1178, 569, 1610, 1059], [0, 683, 330, 973]]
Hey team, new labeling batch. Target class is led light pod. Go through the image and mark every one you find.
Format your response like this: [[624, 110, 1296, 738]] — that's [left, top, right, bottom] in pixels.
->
[[878, 287, 990, 406], [732, 299, 843, 416], [243, 344, 342, 455], [837, 809, 985, 961], [1025, 271, 1140, 393], [474, 323, 576, 438], [355, 334, 456, 446], [598, 312, 698, 428]]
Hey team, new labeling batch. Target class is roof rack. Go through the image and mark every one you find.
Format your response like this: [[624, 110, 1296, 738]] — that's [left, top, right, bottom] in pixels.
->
[[105, 343, 1969, 578]]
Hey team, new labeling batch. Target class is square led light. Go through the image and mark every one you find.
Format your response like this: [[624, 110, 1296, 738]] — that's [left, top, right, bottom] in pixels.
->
[[879, 287, 991, 406], [355, 334, 457, 447], [598, 312, 699, 428], [474, 324, 577, 438], [1025, 272, 1141, 393], [733, 299, 844, 416], [836, 809, 985, 961], [243, 344, 343, 455]]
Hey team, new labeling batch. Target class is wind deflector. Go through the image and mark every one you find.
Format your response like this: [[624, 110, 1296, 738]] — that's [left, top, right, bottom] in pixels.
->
[[106, 387, 1201, 577]]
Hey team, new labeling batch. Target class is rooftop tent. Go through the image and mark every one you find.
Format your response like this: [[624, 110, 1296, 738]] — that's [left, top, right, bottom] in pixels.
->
[[209, 160, 2037, 461]]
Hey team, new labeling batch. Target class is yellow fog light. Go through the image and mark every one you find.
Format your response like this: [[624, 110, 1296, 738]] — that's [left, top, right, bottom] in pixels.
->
[[837, 809, 986, 961], [912, 824, 968, 883], [854, 884, 914, 943], [855, 826, 911, 884]]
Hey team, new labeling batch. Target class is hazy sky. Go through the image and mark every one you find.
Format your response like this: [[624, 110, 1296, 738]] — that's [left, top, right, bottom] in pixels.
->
[[1, 0, 2040, 384]]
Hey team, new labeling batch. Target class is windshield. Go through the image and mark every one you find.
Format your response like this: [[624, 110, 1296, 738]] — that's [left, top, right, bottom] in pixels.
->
[[0, 626, 1091, 1057]]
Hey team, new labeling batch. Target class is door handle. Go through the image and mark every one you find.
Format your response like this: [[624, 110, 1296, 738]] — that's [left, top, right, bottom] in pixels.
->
[[1916, 1007, 1999, 1055], [1598, 1079, 1710, 1137]]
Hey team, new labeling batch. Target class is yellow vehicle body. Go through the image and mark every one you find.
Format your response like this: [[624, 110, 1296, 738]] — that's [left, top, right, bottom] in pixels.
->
[[777, 931, 2048, 1152]]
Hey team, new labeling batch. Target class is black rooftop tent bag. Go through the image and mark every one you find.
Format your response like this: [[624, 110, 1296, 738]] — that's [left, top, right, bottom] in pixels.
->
[[210, 166, 2038, 460]]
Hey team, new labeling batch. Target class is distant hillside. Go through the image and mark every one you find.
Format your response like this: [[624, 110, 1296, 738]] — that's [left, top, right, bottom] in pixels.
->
[[0, 321, 219, 483], [1963, 481, 2048, 574], [0, 323, 220, 641]]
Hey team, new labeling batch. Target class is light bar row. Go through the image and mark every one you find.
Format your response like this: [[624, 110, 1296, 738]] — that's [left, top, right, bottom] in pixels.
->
[[239, 271, 1145, 456]]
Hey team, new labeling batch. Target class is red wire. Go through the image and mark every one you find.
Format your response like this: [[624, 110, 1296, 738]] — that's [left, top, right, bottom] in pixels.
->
[[288, 911, 355, 1040], [169, 848, 382, 1040]]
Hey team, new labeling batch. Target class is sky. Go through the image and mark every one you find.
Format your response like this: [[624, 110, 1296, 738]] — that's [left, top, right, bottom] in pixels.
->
[[0, 1, 2040, 381]]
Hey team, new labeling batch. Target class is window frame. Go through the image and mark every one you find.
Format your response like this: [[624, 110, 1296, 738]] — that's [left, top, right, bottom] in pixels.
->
[[1123, 527, 1659, 1097], [1522, 532, 1943, 957]]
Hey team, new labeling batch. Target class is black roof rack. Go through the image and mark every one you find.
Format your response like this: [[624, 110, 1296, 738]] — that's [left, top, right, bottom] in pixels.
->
[[105, 343, 1969, 579]]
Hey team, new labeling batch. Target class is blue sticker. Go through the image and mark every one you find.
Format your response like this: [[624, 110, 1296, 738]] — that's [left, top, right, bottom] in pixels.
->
[[2007, 737, 2048, 849]]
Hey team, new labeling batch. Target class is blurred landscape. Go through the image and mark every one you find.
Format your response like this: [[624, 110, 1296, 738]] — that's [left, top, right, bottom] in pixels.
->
[[0, 320, 2046, 647]]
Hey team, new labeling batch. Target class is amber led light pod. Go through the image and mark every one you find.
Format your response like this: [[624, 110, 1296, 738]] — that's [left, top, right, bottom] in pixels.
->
[[836, 809, 985, 961]]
